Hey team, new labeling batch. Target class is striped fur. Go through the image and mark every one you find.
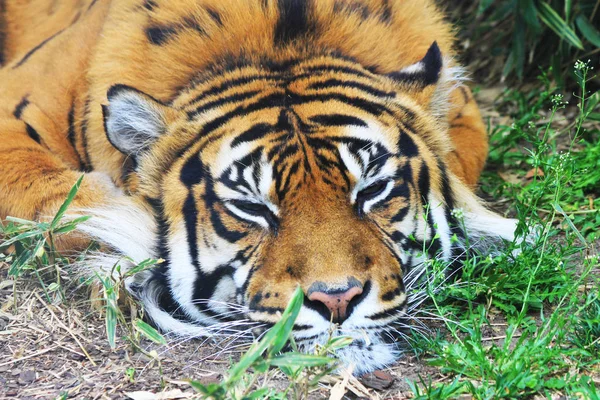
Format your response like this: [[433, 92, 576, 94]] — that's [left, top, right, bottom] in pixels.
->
[[0, 0, 516, 374]]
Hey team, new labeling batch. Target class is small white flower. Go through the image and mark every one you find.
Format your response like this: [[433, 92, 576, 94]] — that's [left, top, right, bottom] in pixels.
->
[[451, 208, 465, 220]]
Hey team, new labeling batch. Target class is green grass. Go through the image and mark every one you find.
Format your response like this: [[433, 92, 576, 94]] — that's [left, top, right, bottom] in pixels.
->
[[1, 61, 599, 399], [402, 60, 600, 398]]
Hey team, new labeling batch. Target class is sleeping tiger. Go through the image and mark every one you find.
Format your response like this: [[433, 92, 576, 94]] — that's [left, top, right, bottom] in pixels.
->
[[0, 0, 517, 373]]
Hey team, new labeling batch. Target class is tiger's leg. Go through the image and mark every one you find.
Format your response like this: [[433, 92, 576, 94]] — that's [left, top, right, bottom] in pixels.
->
[[0, 119, 142, 251], [444, 86, 489, 187]]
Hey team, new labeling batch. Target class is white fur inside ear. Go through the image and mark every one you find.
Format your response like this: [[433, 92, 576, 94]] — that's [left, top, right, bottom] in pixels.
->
[[105, 89, 166, 155]]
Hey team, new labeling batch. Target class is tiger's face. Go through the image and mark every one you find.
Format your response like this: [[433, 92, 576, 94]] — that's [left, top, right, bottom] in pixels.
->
[[101, 45, 516, 373]]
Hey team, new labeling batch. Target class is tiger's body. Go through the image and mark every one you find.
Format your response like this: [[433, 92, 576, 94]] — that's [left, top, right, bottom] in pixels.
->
[[0, 0, 516, 373]]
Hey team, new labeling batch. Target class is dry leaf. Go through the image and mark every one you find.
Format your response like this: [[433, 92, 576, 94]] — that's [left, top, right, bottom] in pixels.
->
[[525, 168, 544, 180]]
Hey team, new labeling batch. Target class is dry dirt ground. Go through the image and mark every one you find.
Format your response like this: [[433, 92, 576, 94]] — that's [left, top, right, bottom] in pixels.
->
[[0, 91, 594, 400]]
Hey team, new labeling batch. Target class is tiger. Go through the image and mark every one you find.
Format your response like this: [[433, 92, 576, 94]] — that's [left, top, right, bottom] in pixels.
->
[[0, 0, 518, 374]]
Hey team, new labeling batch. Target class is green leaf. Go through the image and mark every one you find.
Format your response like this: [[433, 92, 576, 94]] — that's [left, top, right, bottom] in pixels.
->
[[125, 258, 163, 277], [537, 2, 584, 49], [587, 112, 600, 121], [266, 286, 304, 357], [134, 319, 167, 345], [576, 16, 600, 48], [4, 216, 36, 225], [584, 91, 600, 118], [189, 380, 225, 397], [103, 284, 118, 349], [51, 175, 84, 230], [52, 216, 91, 234], [326, 335, 354, 350], [244, 387, 270, 399], [554, 202, 587, 244], [8, 248, 33, 277], [520, 0, 541, 32], [0, 229, 44, 250], [564, 0, 572, 21], [269, 353, 334, 368]]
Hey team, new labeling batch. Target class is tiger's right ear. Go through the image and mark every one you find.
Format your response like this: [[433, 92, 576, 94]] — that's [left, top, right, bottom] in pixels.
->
[[102, 85, 174, 156]]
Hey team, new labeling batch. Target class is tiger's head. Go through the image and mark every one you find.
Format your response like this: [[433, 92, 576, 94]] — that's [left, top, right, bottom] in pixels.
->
[[97, 43, 517, 373]]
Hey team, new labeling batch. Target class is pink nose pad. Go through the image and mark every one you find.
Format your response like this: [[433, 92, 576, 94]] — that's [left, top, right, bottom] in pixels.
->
[[307, 286, 363, 322]]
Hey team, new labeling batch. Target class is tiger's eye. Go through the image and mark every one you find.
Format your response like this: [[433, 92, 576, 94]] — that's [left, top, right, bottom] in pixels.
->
[[231, 200, 269, 215], [357, 181, 387, 199]]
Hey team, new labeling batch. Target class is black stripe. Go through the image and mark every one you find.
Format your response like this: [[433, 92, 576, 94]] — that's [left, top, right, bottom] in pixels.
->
[[309, 114, 368, 128], [79, 98, 93, 170], [146, 25, 178, 45], [274, 0, 312, 46], [398, 131, 419, 157], [12, 29, 65, 69], [13, 96, 30, 119], [183, 193, 201, 269], [418, 162, 430, 202], [230, 123, 275, 148], [147, 197, 171, 266], [276, 159, 300, 198], [206, 8, 223, 26], [25, 123, 41, 144], [369, 297, 407, 320], [271, 143, 299, 163], [192, 264, 235, 319], [67, 101, 87, 171], [143, 0, 158, 11], [380, 0, 392, 23], [309, 79, 394, 98], [333, 1, 371, 20], [426, 211, 441, 256], [87, 0, 100, 11], [183, 16, 207, 36], [180, 152, 205, 187], [186, 75, 274, 105], [187, 90, 261, 118], [203, 179, 248, 243], [299, 93, 390, 116]]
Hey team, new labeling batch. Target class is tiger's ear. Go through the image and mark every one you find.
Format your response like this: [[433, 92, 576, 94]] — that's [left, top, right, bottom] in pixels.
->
[[387, 41, 443, 87], [387, 42, 463, 116], [102, 85, 173, 156]]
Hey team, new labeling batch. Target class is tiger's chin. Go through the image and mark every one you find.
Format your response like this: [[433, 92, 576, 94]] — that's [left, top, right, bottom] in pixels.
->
[[296, 329, 400, 376]]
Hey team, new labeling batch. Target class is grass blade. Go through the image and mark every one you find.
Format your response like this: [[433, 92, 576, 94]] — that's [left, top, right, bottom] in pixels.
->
[[575, 15, 600, 48], [0, 229, 44, 250], [537, 2, 584, 49], [269, 353, 334, 368], [50, 175, 84, 230], [225, 287, 304, 385], [134, 319, 167, 345]]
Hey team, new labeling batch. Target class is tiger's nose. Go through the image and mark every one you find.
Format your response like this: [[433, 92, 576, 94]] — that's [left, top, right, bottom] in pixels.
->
[[306, 280, 364, 323]]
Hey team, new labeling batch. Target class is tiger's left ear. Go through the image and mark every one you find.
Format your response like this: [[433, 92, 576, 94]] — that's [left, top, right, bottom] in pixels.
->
[[387, 42, 462, 114], [387, 42, 443, 87], [102, 85, 176, 157]]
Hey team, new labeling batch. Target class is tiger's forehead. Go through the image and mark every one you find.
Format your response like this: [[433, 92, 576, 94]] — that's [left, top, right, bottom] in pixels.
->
[[169, 58, 430, 201], [206, 105, 398, 178]]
